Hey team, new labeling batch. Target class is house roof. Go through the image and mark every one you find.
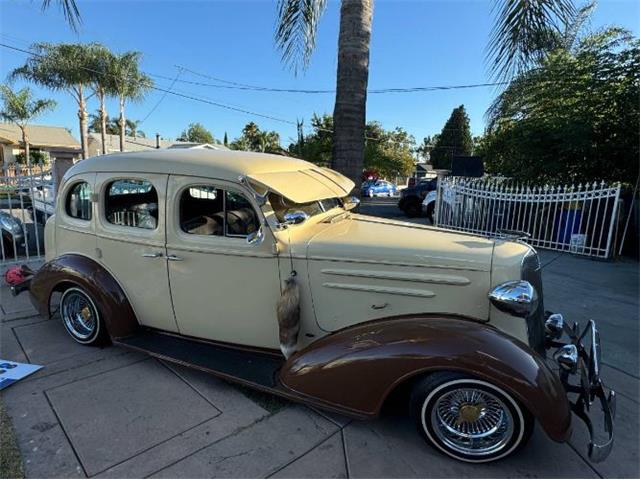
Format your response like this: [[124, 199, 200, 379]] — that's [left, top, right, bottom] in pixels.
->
[[0, 123, 80, 149], [87, 133, 229, 152], [66, 148, 355, 203]]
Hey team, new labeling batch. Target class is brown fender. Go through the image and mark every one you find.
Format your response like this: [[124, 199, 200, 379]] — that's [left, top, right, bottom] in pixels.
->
[[280, 315, 572, 442], [29, 254, 139, 339]]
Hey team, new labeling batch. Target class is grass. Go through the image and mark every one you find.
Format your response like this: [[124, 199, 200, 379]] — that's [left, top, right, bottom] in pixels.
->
[[0, 396, 24, 479]]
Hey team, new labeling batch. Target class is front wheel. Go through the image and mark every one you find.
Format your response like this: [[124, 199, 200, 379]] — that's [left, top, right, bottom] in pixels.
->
[[410, 372, 533, 463], [59, 286, 107, 345]]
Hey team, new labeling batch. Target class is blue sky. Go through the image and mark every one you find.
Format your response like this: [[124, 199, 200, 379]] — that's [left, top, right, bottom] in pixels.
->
[[1, 0, 638, 147]]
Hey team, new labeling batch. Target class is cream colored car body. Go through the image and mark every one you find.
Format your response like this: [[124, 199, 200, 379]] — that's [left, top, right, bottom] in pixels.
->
[[46, 149, 532, 351]]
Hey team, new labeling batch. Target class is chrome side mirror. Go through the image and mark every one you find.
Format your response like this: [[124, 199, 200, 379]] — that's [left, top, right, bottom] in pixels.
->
[[488, 280, 538, 318], [343, 196, 360, 211], [246, 227, 264, 245], [283, 211, 309, 225]]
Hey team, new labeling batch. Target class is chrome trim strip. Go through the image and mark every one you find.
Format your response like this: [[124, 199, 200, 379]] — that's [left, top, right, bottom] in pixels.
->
[[322, 282, 436, 298], [302, 255, 488, 272], [321, 268, 471, 285]]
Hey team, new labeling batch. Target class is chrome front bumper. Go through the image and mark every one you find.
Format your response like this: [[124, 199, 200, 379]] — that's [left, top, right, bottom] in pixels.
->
[[546, 314, 616, 463]]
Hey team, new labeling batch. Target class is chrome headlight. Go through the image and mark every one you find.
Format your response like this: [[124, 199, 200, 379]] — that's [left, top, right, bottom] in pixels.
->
[[0, 213, 23, 236], [488, 280, 538, 318]]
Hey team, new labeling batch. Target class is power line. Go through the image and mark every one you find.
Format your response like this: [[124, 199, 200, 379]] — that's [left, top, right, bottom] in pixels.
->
[[0, 42, 297, 126], [139, 67, 183, 124], [162, 65, 511, 94]]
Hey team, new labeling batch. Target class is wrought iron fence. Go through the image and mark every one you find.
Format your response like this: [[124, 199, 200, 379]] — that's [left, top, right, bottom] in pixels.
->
[[1, 167, 54, 271], [435, 177, 622, 259]]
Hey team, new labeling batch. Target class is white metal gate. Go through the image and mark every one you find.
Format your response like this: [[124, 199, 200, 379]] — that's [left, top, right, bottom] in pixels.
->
[[1, 167, 54, 270], [435, 177, 622, 259]]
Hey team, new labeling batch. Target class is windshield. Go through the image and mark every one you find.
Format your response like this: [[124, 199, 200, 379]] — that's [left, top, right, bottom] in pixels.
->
[[268, 193, 343, 223]]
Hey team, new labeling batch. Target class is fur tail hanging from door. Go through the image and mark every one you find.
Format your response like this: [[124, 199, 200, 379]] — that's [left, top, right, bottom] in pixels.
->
[[277, 274, 300, 359]]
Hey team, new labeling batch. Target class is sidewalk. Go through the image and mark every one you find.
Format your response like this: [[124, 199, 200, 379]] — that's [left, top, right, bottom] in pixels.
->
[[1, 251, 638, 478]]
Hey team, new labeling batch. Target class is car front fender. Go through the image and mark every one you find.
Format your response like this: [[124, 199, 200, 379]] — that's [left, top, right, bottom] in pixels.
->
[[280, 315, 571, 442], [29, 254, 139, 339]]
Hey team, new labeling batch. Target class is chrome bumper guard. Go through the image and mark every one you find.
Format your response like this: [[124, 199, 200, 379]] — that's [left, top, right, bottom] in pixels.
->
[[545, 313, 616, 463]]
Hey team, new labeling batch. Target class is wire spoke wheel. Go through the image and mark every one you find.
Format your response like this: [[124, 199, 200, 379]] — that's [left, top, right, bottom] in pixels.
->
[[412, 374, 531, 463], [430, 387, 514, 456], [61, 287, 100, 343]]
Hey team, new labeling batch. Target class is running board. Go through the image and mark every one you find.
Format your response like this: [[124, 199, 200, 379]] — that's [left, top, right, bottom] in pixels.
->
[[115, 330, 284, 389]]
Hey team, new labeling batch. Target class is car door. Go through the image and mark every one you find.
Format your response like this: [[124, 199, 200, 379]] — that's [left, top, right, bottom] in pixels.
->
[[166, 175, 281, 349], [95, 173, 178, 332]]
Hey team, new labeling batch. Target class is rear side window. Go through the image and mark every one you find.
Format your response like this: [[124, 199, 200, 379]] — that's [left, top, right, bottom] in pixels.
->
[[105, 179, 158, 230], [65, 181, 92, 220]]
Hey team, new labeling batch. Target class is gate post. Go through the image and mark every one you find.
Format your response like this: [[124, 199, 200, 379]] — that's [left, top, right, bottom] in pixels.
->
[[433, 169, 450, 226]]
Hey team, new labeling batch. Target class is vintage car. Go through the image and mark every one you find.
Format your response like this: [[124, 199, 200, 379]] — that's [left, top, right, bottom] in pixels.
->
[[26, 149, 614, 463]]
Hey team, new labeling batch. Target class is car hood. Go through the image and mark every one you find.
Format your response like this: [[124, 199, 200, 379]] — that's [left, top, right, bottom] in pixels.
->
[[306, 214, 494, 271]]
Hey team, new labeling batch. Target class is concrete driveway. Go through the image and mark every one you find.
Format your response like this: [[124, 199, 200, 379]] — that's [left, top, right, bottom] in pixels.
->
[[1, 248, 638, 478]]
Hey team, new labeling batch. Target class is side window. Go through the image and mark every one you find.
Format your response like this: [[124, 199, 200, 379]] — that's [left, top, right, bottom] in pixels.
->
[[105, 179, 158, 230], [225, 191, 259, 237], [180, 186, 259, 238], [180, 186, 224, 236], [65, 181, 92, 220]]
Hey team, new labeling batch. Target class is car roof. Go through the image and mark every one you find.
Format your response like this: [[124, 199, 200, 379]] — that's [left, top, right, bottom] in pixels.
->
[[64, 149, 355, 204]]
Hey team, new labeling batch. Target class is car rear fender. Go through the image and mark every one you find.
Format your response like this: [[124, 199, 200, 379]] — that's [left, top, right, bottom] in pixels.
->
[[280, 315, 571, 442], [29, 253, 139, 339]]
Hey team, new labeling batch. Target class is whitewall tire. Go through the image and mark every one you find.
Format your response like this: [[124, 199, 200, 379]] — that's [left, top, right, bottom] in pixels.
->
[[410, 372, 533, 463], [59, 286, 106, 346]]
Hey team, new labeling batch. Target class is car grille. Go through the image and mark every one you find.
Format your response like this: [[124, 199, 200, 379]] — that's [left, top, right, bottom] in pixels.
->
[[522, 250, 545, 355]]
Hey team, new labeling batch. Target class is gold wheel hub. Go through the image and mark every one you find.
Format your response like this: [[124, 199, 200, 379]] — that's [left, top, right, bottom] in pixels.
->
[[458, 403, 483, 423], [81, 306, 92, 321]]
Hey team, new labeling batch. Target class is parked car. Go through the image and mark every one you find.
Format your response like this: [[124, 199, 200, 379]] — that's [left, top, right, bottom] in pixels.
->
[[0, 210, 25, 258], [26, 149, 614, 463], [398, 177, 437, 217], [361, 179, 397, 198]]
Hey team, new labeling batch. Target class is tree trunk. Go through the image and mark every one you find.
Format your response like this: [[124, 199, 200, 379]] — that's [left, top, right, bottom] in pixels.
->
[[77, 84, 89, 160], [332, 0, 373, 192], [98, 88, 108, 155], [119, 96, 126, 152], [20, 126, 30, 172]]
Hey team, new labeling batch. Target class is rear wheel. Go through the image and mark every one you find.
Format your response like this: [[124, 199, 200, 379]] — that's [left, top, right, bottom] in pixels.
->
[[59, 286, 107, 345], [410, 372, 533, 463]]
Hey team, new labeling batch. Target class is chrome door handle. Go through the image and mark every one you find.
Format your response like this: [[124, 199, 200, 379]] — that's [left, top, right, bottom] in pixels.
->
[[166, 254, 183, 261], [142, 252, 163, 258]]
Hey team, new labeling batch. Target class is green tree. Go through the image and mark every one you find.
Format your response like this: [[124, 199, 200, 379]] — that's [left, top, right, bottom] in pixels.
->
[[289, 114, 414, 178], [109, 51, 152, 152], [481, 28, 640, 184], [364, 123, 415, 178], [178, 122, 215, 143], [12, 42, 96, 159], [230, 122, 282, 153], [89, 113, 118, 135], [430, 105, 473, 170], [0, 85, 56, 171], [223, 131, 229, 147], [275, 0, 575, 190]]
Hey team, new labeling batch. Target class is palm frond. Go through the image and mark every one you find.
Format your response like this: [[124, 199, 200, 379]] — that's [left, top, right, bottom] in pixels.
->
[[561, 1, 596, 51], [41, 0, 81, 31], [487, 0, 576, 80], [274, 0, 328, 74]]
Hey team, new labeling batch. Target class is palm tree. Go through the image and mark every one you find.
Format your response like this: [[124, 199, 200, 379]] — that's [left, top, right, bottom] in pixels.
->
[[275, 0, 575, 187], [0, 85, 56, 173], [88, 44, 116, 155], [12, 43, 95, 159], [109, 52, 152, 151]]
